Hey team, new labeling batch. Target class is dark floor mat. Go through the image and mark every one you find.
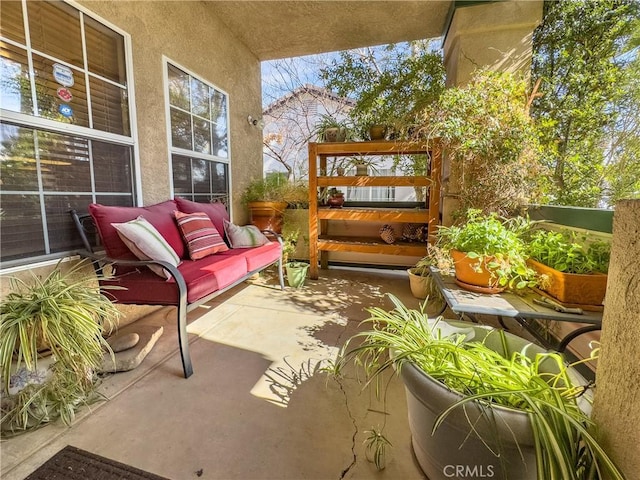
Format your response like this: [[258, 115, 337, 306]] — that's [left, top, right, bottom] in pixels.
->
[[25, 445, 171, 480]]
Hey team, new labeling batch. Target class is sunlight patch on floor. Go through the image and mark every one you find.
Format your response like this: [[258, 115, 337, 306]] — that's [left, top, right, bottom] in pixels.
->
[[187, 303, 346, 406]]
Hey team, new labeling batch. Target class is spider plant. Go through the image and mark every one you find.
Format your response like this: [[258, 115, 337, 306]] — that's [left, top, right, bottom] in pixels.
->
[[336, 294, 623, 479], [0, 260, 120, 435]]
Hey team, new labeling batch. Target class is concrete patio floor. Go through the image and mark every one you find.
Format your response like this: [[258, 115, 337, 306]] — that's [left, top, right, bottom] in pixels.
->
[[1, 266, 533, 480]]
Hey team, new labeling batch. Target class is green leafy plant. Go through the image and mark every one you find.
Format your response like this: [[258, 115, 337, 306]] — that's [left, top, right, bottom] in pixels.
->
[[240, 176, 291, 204], [314, 114, 353, 142], [527, 229, 611, 274], [436, 209, 537, 289], [0, 260, 120, 436], [417, 69, 545, 216], [336, 295, 624, 479], [364, 428, 392, 471], [241, 176, 309, 208], [281, 229, 300, 265]]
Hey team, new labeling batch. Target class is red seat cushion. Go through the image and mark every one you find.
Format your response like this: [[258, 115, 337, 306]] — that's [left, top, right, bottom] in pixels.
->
[[90, 200, 185, 260], [227, 242, 281, 271], [100, 252, 249, 305], [178, 253, 247, 302], [174, 198, 229, 243]]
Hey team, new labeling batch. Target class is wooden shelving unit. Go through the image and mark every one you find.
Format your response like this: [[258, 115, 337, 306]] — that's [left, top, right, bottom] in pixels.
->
[[308, 140, 442, 279]]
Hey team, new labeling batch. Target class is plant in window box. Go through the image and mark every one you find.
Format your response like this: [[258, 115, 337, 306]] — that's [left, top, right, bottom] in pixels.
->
[[0, 260, 120, 436], [436, 209, 537, 293], [525, 229, 610, 306]]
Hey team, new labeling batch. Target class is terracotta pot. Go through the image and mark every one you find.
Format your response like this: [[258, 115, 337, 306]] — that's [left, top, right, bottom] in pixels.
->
[[247, 201, 288, 233], [369, 124, 387, 140], [527, 259, 607, 306], [327, 194, 345, 209], [451, 249, 505, 293]]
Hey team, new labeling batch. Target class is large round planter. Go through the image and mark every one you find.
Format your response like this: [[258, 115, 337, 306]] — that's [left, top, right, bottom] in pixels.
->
[[285, 262, 309, 288], [248, 201, 288, 234], [397, 324, 561, 480], [407, 268, 430, 299], [451, 249, 504, 294], [527, 259, 607, 306]]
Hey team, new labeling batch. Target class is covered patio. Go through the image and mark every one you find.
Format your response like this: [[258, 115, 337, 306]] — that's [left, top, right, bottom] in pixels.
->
[[1, 1, 639, 478]]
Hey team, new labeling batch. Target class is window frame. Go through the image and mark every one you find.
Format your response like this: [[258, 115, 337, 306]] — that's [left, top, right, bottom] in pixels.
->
[[162, 56, 232, 215], [0, 0, 140, 270]]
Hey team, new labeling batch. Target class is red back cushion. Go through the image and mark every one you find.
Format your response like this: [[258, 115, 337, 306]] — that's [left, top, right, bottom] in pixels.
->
[[174, 197, 229, 240], [89, 200, 185, 259]]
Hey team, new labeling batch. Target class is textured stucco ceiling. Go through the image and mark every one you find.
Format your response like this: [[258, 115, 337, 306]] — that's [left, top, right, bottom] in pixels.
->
[[206, 1, 454, 60]]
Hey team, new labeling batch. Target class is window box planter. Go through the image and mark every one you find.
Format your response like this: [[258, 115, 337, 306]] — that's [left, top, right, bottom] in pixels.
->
[[527, 259, 607, 306]]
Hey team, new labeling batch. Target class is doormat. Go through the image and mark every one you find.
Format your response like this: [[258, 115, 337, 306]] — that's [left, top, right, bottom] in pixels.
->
[[25, 445, 171, 480]]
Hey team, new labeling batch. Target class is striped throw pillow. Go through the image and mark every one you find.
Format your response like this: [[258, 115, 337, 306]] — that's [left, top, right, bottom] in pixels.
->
[[175, 211, 228, 260], [112, 216, 180, 279], [223, 219, 270, 248]]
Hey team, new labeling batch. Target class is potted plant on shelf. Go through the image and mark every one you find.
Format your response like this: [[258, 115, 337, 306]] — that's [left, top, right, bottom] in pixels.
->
[[525, 228, 610, 306], [241, 175, 291, 233], [314, 114, 351, 142], [436, 209, 536, 293], [334, 294, 623, 479], [0, 261, 120, 436], [326, 188, 345, 209], [347, 156, 378, 177]]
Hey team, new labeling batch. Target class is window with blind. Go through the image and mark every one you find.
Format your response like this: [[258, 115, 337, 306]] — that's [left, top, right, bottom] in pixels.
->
[[0, 1, 135, 264], [166, 62, 229, 205]]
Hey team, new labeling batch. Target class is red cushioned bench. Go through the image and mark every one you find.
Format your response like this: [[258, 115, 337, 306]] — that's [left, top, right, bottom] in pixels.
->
[[71, 198, 284, 379]]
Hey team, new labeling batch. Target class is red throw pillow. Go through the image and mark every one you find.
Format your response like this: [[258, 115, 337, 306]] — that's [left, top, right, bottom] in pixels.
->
[[174, 211, 228, 260]]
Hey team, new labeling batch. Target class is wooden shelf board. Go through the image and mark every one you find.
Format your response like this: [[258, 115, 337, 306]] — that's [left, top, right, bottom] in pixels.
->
[[318, 207, 430, 222], [313, 140, 433, 156], [317, 236, 427, 256], [317, 176, 432, 187]]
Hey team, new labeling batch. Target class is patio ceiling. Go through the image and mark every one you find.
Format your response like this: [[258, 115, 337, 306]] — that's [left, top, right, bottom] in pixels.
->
[[206, 1, 454, 60]]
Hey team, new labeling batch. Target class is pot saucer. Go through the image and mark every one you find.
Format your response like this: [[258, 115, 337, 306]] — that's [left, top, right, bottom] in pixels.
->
[[454, 278, 505, 294]]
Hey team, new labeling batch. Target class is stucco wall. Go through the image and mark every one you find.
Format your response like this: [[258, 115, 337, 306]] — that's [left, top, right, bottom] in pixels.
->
[[77, 0, 264, 225], [592, 200, 640, 476]]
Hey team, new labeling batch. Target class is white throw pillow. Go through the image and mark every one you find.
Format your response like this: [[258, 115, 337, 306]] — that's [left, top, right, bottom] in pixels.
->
[[223, 220, 270, 248], [112, 216, 180, 279]]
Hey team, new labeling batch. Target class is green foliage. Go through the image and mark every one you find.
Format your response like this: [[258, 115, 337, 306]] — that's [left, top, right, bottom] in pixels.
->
[[364, 428, 392, 471], [421, 70, 544, 215], [320, 41, 445, 137], [337, 295, 624, 480], [0, 261, 120, 435], [527, 229, 611, 274], [436, 210, 536, 289], [241, 176, 309, 208], [281, 229, 300, 265], [531, 0, 640, 207], [313, 114, 353, 142]]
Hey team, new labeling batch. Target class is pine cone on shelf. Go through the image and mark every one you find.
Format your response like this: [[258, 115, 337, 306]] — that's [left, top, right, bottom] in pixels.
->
[[379, 224, 396, 244]]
